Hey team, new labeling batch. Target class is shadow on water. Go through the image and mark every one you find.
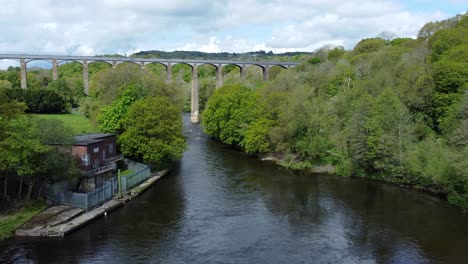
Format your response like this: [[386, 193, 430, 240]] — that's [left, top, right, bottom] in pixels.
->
[[1, 114, 467, 263]]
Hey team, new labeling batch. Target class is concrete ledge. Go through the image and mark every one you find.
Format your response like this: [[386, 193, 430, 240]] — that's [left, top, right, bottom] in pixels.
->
[[15, 170, 168, 238]]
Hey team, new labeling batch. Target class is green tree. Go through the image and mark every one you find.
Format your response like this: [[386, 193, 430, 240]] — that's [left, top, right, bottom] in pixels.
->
[[243, 118, 274, 154], [0, 91, 26, 200], [365, 88, 412, 177], [1, 117, 49, 200], [0, 80, 12, 90], [280, 88, 335, 161], [353, 38, 386, 55], [327, 46, 346, 61], [202, 84, 257, 146], [58, 62, 83, 78], [118, 97, 187, 168], [97, 84, 141, 133], [33, 118, 77, 198]]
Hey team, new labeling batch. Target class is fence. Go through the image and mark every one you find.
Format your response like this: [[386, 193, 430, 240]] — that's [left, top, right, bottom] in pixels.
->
[[46, 165, 151, 211], [46, 179, 117, 211], [120, 166, 151, 193]]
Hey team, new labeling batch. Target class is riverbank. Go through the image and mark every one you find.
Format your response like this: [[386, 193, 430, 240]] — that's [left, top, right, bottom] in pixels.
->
[[0, 201, 47, 240], [260, 153, 336, 173], [260, 152, 460, 209], [14, 170, 168, 238]]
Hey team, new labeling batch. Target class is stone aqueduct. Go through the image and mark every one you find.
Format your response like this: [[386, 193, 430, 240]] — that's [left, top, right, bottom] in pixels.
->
[[0, 54, 299, 123]]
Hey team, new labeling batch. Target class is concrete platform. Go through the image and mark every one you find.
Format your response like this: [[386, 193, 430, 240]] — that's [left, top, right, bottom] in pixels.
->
[[15, 170, 168, 237]]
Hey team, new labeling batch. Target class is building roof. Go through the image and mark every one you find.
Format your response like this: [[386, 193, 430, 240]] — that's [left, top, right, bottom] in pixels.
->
[[73, 133, 116, 146]]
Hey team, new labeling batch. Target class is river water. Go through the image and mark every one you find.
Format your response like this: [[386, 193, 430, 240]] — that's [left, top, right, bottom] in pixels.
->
[[1, 115, 467, 263]]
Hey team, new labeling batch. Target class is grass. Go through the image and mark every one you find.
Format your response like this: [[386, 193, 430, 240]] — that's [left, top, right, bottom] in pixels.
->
[[0, 201, 47, 240], [119, 169, 135, 176], [33, 113, 99, 135]]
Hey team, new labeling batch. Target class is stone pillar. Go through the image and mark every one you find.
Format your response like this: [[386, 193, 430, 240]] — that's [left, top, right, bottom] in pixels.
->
[[83, 60, 89, 95], [191, 64, 199, 123], [52, 59, 58, 81], [216, 64, 223, 88], [112, 61, 117, 69], [262, 65, 269, 81], [140, 61, 145, 69], [20, 59, 27, 89], [240, 64, 246, 80], [166, 63, 172, 83]]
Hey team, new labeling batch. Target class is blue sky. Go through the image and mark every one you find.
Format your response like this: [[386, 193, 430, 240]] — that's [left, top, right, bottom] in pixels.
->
[[0, 0, 466, 68], [401, 0, 466, 15]]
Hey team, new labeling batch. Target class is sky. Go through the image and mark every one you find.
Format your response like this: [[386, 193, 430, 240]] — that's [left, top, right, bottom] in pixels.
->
[[0, 0, 466, 68]]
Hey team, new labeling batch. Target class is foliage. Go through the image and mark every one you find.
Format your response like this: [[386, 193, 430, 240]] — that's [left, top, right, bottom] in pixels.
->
[[97, 84, 141, 133], [0, 201, 47, 240], [0, 90, 26, 179], [47, 78, 85, 108], [82, 62, 187, 120], [243, 117, 274, 154], [118, 97, 187, 168], [5, 88, 67, 114], [353, 38, 386, 55], [201, 13, 468, 209], [364, 88, 411, 176], [58, 62, 83, 78], [307, 57, 321, 65], [202, 84, 258, 146]]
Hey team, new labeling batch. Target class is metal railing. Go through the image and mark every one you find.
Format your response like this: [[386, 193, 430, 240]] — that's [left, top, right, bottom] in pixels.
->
[[121, 166, 151, 193], [45, 179, 118, 211], [105, 154, 123, 164], [81, 163, 116, 177], [45, 164, 151, 211]]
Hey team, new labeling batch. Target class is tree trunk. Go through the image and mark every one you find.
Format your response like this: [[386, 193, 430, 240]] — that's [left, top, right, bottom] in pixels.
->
[[26, 180, 34, 201], [398, 107, 403, 176], [3, 172, 8, 201], [18, 174, 23, 200], [3, 159, 12, 200], [37, 184, 43, 199]]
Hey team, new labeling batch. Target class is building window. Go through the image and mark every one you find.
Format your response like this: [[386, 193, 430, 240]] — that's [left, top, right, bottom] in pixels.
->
[[94, 147, 99, 153], [81, 154, 90, 166], [109, 143, 114, 154]]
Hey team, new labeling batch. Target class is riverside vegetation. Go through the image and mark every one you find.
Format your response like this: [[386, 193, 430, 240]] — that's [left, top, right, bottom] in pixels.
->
[[202, 14, 468, 210], [0, 13, 466, 235]]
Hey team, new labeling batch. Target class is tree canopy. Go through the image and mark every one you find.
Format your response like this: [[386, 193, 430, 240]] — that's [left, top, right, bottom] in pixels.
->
[[202, 13, 468, 210], [118, 97, 187, 168]]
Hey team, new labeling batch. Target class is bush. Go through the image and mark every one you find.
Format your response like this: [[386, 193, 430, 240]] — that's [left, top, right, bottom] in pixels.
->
[[6, 88, 66, 113]]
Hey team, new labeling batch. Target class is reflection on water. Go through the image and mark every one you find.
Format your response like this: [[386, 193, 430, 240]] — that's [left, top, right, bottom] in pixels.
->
[[1, 115, 467, 263]]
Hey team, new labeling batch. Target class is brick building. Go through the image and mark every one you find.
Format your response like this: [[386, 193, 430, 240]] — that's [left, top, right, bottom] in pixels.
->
[[72, 134, 123, 192]]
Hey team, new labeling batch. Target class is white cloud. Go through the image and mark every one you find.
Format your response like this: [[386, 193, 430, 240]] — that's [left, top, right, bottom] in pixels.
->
[[0, 0, 462, 64]]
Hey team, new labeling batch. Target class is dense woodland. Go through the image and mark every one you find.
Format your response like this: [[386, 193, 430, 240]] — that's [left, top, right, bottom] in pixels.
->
[[0, 14, 466, 210], [203, 14, 468, 209]]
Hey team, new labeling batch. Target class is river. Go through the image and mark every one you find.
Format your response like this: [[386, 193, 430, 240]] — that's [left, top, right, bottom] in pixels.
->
[[1, 115, 467, 263]]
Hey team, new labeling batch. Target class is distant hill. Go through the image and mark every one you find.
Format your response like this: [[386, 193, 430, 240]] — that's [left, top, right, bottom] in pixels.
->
[[130, 50, 313, 61]]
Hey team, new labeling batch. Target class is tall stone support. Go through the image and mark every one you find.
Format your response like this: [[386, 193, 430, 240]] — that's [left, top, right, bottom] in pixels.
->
[[20, 59, 27, 89], [112, 61, 118, 69], [52, 59, 58, 81], [191, 64, 199, 123], [83, 60, 89, 95], [140, 61, 145, 69], [166, 63, 172, 83], [216, 64, 223, 88], [240, 64, 246, 80], [262, 65, 269, 81]]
